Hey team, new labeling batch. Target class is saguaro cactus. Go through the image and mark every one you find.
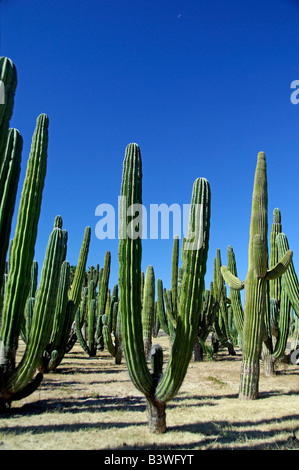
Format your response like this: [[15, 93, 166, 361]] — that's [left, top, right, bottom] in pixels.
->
[[221, 152, 292, 399], [118, 143, 211, 433]]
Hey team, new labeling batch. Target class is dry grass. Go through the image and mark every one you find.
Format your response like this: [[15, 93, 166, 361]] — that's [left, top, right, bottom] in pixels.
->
[[0, 334, 298, 450]]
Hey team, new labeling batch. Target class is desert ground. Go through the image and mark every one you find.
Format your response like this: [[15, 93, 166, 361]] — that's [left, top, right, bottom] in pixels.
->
[[0, 333, 298, 451]]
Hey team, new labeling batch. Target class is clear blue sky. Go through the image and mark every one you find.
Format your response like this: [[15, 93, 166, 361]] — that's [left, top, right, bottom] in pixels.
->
[[1, 0, 299, 292]]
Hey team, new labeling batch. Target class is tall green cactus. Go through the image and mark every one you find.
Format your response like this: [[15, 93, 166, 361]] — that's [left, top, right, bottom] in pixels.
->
[[262, 209, 292, 374], [0, 114, 49, 375], [221, 152, 293, 399], [0, 129, 23, 295], [118, 143, 211, 432], [213, 248, 236, 355], [40, 258, 75, 372], [276, 232, 299, 319], [75, 252, 110, 357], [0, 57, 17, 161], [227, 246, 244, 344]]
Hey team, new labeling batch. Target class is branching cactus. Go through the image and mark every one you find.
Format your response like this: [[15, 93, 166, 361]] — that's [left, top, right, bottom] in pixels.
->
[[0, 114, 49, 379], [227, 246, 244, 344], [262, 209, 292, 374], [0, 219, 67, 408], [220, 152, 293, 399], [118, 143, 211, 433]]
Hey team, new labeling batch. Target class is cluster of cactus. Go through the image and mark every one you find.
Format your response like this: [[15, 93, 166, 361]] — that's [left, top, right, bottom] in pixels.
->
[[102, 284, 123, 364], [75, 251, 112, 357], [118, 143, 211, 433], [0, 57, 91, 408], [39, 224, 91, 372]]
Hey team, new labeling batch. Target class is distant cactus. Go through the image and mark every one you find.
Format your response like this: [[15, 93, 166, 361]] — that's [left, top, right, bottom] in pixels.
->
[[75, 252, 111, 357], [142, 265, 155, 359]]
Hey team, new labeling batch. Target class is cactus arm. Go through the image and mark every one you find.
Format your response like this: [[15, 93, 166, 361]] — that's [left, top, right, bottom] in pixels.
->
[[156, 177, 211, 403], [163, 288, 177, 328], [220, 266, 244, 290], [75, 308, 91, 356], [5, 225, 67, 395], [265, 249, 293, 281], [276, 233, 299, 317], [142, 265, 155, 359], [87, 299, 97, 356], [227, 246, 244, 337], [269, 208, 282, 300], [273, 285, 291, 361], [97, 251, 111, 316], [170, 236, 179, 318], [68, 226, 91, 313], [118, 143, 153, 395], [102, 314, 116, 357]]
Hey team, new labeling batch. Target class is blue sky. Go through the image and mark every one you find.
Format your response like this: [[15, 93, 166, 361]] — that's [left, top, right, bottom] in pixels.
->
[[1, 0, 299, 293]]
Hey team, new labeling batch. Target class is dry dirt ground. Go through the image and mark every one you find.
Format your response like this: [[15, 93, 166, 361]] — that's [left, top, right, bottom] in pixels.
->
[[0, 334, 298, 451]]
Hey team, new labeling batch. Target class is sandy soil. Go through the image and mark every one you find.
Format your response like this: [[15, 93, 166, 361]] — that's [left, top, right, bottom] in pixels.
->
[[0, 334, 298, 451]]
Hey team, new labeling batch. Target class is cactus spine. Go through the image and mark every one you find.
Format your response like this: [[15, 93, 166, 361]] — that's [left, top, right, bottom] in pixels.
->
[[221, 152, 292, 399], [118, 143, 211, 432]]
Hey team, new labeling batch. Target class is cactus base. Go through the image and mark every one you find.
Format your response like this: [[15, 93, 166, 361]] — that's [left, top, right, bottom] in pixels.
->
[[239, 359, 260, 399], [146, 397, 166, 433]]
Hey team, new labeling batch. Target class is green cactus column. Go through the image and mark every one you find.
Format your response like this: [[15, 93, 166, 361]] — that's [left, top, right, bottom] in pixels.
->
[[6, 223, 67, 395], [227, 246, 244, 343], [0, 114, 49, 372], [0, 128, 22, 295], [118, 143, 211, 432], [142, 265, 155, 359], [221, 152, 292, 399], [0, 57, 17, 161]]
